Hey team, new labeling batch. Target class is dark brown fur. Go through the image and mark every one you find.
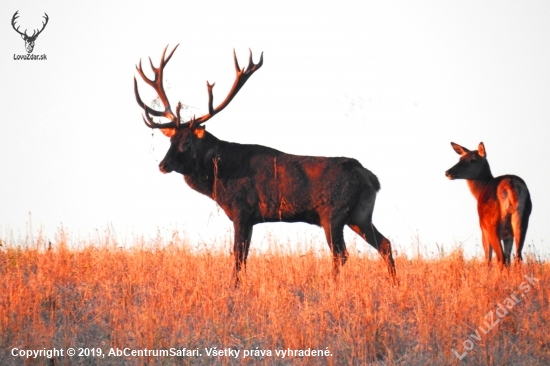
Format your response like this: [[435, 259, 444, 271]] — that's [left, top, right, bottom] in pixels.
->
[[161, 127, 395, 283], [135, 46, 395, 284]]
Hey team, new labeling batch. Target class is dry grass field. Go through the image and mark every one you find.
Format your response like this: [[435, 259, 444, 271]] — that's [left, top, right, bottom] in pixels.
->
[[0, 229, 548, 365]]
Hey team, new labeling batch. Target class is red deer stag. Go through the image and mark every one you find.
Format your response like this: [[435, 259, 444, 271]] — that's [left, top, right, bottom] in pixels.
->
[[134, 45, 396, 284], [445, 142, 532, 265]]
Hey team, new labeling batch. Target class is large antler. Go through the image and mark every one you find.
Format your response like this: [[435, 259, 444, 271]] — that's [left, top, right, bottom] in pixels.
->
[[191, 49, 263, 127], [134, 46, 263, 131], [11, 11, 49, 40], [134, 44, 181, 129], [31, 13, 49, 40]]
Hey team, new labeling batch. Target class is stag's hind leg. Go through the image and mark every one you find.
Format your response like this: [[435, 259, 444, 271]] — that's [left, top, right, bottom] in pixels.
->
[[348, 194, 396, 279], [348, 221, 396, 279]]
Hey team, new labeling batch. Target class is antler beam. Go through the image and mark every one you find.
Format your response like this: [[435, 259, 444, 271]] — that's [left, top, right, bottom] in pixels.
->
[[134, 44, 181, 129]]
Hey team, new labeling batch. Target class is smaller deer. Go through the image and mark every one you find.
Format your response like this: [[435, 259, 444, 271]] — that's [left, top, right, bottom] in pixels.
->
[[445, 142, 532, 265]]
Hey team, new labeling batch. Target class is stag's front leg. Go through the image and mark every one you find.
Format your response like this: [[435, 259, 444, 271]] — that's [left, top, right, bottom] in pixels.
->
[[323, 223, 349, 278], [233, 221, 253, 286]]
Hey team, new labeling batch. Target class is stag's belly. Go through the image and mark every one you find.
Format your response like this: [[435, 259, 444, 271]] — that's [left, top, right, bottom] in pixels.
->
[[217, 154, 373, 226], [251, 170, 356, 225], [254, 207, 322, 225]]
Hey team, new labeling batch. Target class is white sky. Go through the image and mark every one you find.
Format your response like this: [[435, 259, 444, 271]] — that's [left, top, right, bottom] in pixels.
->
[[1, 1, 549, 259]]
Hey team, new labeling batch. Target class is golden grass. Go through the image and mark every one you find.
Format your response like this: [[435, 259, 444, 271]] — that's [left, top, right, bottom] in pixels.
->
[[0, 232, 549, 365]]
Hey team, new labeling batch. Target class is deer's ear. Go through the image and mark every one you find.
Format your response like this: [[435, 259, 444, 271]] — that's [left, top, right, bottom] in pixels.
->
[[478, 142, 486, 158], [450, 142, 469, 156], [160, 128, 176, 137], [21, 34, 26, 40], [193, 126, 205, 139]]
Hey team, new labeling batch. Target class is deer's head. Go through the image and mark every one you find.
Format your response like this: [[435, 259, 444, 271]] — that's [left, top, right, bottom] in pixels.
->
[[445, 142, 492, 181], [134, 45, 263, 175], [12, 11, 49, 54]]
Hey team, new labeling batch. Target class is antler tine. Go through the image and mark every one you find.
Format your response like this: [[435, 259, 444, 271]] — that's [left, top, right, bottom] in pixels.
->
[[247, 48, 264, 72], [134, 44, 180, 129], [233, 49, 241, 72], [175, 102, 182, 128], [192, 49, 263, 126], [161, 43, 179, 67], [206, 81, 215, 116]]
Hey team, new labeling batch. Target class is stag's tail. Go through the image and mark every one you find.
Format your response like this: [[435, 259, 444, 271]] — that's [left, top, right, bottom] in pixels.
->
[[355, 165, 381, 193]]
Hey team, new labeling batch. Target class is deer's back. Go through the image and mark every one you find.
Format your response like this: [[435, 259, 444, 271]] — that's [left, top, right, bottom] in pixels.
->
[[477, 175, 531, 235], [213, 143, 380, 225]]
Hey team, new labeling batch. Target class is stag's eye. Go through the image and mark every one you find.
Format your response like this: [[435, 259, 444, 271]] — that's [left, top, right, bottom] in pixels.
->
[[178, 138, 192, 153]]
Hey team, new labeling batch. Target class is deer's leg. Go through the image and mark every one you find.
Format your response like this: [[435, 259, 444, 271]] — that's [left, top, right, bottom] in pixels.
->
[[348, 222, 396, 279], [481, 232, 492, 263], [512, 210, 530, 264], [481, 224, 504, 266], [233, 221, 253, 286], [322, 222, 348, 277], [502, 238, 513, 265]]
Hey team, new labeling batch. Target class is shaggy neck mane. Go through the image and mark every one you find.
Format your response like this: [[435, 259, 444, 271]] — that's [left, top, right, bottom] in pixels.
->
[[182, 133, 246, 200]]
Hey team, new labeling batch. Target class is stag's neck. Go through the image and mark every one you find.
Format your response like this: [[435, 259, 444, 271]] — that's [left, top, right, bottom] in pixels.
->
[[182, 134, 226, 200], [466, 171, 494, 201]]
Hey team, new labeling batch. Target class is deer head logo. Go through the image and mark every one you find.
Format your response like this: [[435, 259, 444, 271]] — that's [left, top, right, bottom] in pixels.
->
[[12, 11, 49, 54]]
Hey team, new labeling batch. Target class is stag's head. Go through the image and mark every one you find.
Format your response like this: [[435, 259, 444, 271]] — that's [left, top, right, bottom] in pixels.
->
[[445, 142, 491, 180], [12, 11, 49, 54], [157, 119, 210, 175], [134, 45, 263, 175]]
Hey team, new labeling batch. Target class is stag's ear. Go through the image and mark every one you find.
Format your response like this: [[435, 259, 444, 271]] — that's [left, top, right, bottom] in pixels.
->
[[478, 142, 486, 158], [450, 142, 469, 157], [193, 126, 206, 139], [160, 128, 176, 137], [21, 34, 26, 40]]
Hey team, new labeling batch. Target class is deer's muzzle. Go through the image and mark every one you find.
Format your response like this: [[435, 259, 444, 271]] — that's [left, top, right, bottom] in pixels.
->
[[159, 161, 170, 174]]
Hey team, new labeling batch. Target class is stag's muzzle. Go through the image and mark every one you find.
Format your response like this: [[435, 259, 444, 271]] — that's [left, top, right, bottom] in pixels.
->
[[159, 161, 169, 174]]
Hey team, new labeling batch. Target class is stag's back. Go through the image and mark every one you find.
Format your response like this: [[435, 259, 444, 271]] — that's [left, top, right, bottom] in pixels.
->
[[212, 143, 381, 225]]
